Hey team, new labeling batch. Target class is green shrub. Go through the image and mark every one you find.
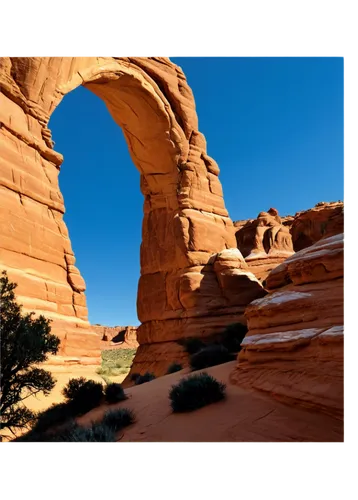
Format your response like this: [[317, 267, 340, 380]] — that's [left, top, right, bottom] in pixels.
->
[[179, 337, 206, 355], [217, 322, 248, 353], [134, 372, 156, 385], [102, 408, 135, 432], [31, 402, 77, 434], [105, 383, 127, 404], [189, 345, 235, 371], [15, 419, 117, 442], [166, 363, 183, 374], [62, 378, 104, 414], [169, 373, 226, 412]]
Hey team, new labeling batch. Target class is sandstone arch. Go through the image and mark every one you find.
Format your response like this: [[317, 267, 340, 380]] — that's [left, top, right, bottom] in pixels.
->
[[0, 57, 265, 374]]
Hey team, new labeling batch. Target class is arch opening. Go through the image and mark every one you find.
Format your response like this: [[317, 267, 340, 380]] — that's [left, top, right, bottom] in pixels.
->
[[0, 57, 266, 376]]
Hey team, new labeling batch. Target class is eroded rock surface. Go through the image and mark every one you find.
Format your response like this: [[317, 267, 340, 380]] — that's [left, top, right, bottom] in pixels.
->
[[291, 201, 344, 251], [92, 325, 139, 350], [0, 57, 265, 369], [234, 208, 294, 282], [129, 248, 266, 377], [231, 233, 344, 418]]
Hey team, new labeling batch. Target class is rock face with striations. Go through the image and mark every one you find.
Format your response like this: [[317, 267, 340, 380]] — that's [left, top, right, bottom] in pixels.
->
[[0, 57, 266, 372], [290, 201, 343, 251], [234, 208, 294, 282], [92, 325, 139, 350], [231, 233, 344, 418]]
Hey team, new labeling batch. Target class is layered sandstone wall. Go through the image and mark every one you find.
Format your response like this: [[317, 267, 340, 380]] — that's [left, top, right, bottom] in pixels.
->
[[231, 233, 344, 418]]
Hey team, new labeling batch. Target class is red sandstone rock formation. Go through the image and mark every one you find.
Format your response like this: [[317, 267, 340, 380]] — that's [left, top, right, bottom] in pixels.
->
[[290, 201, 343, 251], [231, 233, 343, 418], [0, 57, 265, 370], [234, 208, 294, 282], [130, 248, 267, 376], [92, 325, 139, 350]]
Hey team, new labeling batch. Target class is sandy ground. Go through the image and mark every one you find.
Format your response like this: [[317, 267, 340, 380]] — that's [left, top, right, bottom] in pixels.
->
[[77, 361, 343, 442]]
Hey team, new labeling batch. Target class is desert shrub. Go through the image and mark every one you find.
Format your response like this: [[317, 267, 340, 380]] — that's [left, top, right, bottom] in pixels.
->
[[12, 422, 116, 448], [169, 373, 226, 412], [31, 402, 77, 434], [62, 378, 104, 414], [130, 372, 140, 382], [179, 337, 206, 355], [62, 377, 87, 400], [105, 383, 127, 404], [189, 345, 235, 371], [217, 322, 248, 353], [102, 408, 135, 432], [166, 363, 183, 374], [134, 372, 156, 385], [0, 271, 60, 436]]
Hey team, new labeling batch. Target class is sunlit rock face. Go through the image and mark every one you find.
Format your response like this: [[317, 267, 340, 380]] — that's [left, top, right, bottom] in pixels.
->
[[0, 57, 266, 371], [231, 233, 344, 418], [234, 208, 295, 282]]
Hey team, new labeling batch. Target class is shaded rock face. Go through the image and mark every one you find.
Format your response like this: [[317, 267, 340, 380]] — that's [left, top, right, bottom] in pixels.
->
[[290, 201, 344, 251], [0, 57, 266, 370], [234, 208, 294, 282], [231, 233, 344, 418], [92, 325, 139, 350]]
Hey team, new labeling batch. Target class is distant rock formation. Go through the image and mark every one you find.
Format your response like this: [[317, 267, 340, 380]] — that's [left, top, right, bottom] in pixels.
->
[[290, 201, 344, 251], [231, 233, 343, 418], [234, 208, 294, 282], [233, 202, 344, 282], [92, 325, 139, 350]]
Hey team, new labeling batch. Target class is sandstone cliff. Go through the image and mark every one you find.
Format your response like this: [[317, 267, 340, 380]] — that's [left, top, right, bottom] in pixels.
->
[[231, 233, 343, 418], [290, 201, 344, 251]]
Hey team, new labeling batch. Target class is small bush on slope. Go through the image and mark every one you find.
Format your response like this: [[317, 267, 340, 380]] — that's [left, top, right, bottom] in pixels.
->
[[134, 372, 156, 385], [189, 345, 235, 371], [101, 408, 135, 432], [166, 363, 183, 374], [105, 383, 127, 404], [31, 402, 77, 434], [169, 373, 226, 413], [62, 378, 104, 414], [16, 420, 118, 442]]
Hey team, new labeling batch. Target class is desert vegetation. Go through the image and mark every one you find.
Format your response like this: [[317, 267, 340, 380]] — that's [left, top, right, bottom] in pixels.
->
[[105, 382, 127, 403], [169, 373, 226, 413], [134, 372, 156, 385], [0, 271, 60, 438], [101, 408, 135, 432], [97, 348, 136, 377], [166, 363, 183, 374]]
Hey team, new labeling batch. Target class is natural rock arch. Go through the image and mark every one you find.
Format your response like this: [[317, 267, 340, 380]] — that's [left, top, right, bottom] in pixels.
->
[[0, 57, 265, 374]]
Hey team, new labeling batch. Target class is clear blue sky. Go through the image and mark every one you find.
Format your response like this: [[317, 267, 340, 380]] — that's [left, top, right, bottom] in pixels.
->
[[50, 57, 343, 326]]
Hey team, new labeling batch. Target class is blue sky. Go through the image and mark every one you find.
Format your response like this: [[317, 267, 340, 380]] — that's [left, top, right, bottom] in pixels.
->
[[50, 57, 343, 326]]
